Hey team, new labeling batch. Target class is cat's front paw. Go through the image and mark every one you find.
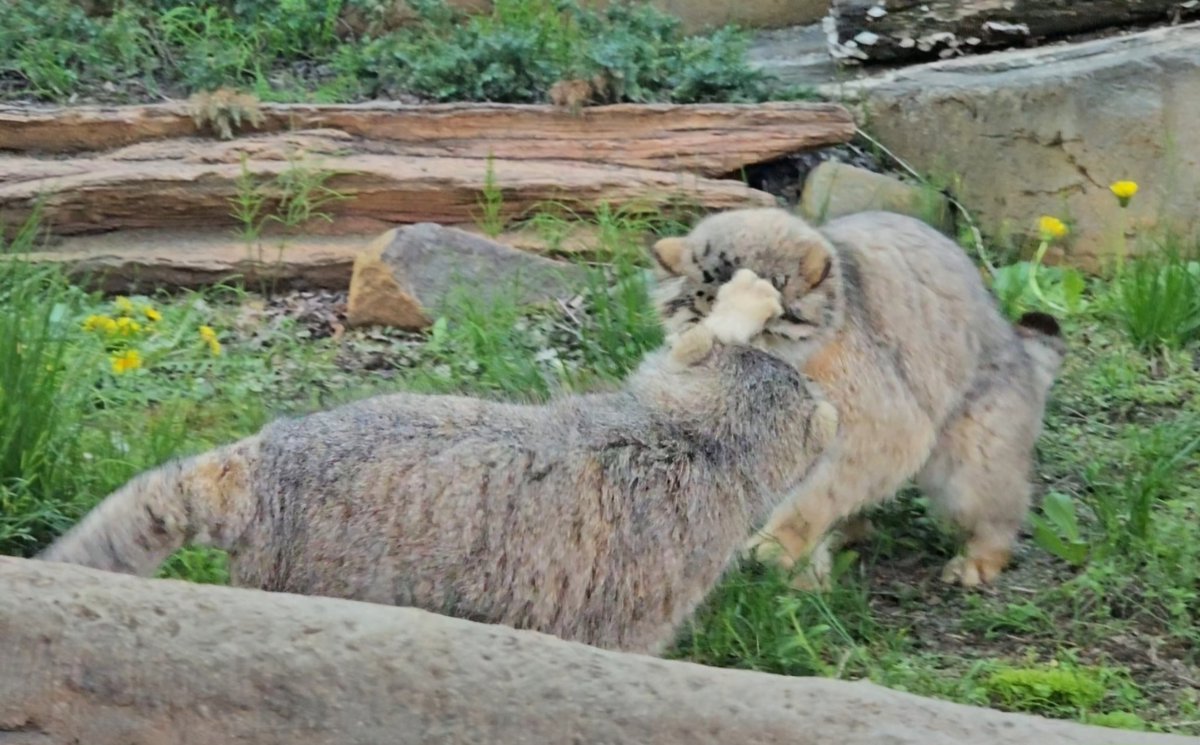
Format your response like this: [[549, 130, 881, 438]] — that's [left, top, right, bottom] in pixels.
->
[[702, 269, 783, 345], [940, 551, 1009, 587]]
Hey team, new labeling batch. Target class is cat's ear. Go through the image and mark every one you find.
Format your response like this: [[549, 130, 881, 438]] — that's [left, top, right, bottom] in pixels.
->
[[798, 242, 834, 291], [651, 237, 690, 275]]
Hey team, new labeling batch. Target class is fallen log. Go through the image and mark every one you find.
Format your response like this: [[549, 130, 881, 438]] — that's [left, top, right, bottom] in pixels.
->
[[11, 230, 365, 293], [10, 223, 603, 294], [0, 136, 776, 238], [0, 100, 855, 176], [1, 557, 1194, 745], [827, 0, 1200, 64]]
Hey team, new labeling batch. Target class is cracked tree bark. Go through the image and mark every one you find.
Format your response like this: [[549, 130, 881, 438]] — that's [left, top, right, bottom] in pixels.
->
[[2, 557, 1197, 745], [828, 0, 1200, 64]]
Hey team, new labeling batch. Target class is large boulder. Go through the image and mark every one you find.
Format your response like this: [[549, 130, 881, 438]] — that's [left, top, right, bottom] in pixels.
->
[[347, 223, 587, 329], [829, 22, 1200, 269], [2, 556, 1194, 745]]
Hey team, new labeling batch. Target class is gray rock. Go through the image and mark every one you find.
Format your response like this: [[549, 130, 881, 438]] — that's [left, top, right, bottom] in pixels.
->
[[749, 23, 864, 91], [799, 160, 954, 233], [347, 223, 586, 329], [823, 22, 1200, 269]]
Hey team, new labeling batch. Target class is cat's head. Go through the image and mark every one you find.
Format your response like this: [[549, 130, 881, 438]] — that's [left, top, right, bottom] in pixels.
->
[[650, 208, 840, 343]]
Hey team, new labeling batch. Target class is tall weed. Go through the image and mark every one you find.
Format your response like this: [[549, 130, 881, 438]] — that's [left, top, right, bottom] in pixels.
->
[[0, 214, 104, 553], [1111, 240, 1200, 352]]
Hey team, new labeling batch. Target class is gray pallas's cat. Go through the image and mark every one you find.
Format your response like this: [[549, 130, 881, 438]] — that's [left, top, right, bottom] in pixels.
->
[[39, 269, 838, 654], [652, 208, 1066, 588]]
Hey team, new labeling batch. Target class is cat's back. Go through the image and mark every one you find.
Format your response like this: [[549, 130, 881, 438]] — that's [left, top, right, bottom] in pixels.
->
[[821, 211, 995, 326], [819, 211, 1023, 412]]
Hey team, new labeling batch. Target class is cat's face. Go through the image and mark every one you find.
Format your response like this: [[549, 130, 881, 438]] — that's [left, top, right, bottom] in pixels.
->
[[649, 208, 837, 343]]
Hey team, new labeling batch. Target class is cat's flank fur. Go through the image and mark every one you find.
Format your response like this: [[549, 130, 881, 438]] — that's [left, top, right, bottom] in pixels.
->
[[651, 208, 1066, 588], [39, 269, 836, 655]]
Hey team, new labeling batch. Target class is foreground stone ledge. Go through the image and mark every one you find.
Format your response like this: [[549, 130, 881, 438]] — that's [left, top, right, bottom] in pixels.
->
[[1, 557, 1192, 745]]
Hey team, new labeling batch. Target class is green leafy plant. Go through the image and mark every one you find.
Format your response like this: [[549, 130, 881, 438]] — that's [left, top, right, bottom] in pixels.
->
[[343, 0, 774, 104], [2, 0, 780, 104], [985, 664, 1107, 715], [1029, 491, 1089, 567], [991, 260, 1086, 321], [1083, 711, 1148, 732], [156, 4, 264, 91], [0, 1, 155, 100], [990, 216, 1086, 321]]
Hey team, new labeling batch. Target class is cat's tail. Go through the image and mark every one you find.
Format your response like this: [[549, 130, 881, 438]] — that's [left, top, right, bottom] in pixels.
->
[[1015, 311, 1067, 391], [37, 436, 261, 577]]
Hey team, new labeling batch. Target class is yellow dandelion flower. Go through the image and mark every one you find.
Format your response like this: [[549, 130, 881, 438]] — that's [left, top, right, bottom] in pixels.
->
[[142, 306, 162, 322], [1110, 180, 1138, 208], [110, 349, 143, 374], [113, 296, 135, 316], [83, 315, 120, 335], [198, 325, 222, 356], [82, 314, 112, 332], [1038, 216, 1068, 242], [115, 317, 143, 336]]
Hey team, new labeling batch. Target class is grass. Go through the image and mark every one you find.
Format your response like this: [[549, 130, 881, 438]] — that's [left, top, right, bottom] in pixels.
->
[[4, 197, 1200, 733], [1111, 238, 1200, 352], [0, 0, 790, 105]]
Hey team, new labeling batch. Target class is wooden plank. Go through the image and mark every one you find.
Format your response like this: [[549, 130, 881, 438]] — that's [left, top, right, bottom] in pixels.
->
[[9, 223, 603, 293], [0, 101, 856, 176], [0, 136, 776, 239]]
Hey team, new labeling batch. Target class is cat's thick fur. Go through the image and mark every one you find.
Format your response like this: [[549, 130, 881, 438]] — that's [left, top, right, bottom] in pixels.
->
[[651, 208, 1066, 588], [39, 270, 837, 654]]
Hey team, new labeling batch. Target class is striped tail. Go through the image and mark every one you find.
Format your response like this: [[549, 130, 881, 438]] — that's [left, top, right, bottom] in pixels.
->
[[38, 436, 260, 576]]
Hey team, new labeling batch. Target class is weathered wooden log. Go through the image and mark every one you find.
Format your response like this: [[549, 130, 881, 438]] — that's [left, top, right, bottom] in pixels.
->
[[1, 556, 1194, 745], [0, 101, 855, 176], [0, 133, 776, 238], [9, 223, 601, 294], [827, 0, 1200, 64]]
